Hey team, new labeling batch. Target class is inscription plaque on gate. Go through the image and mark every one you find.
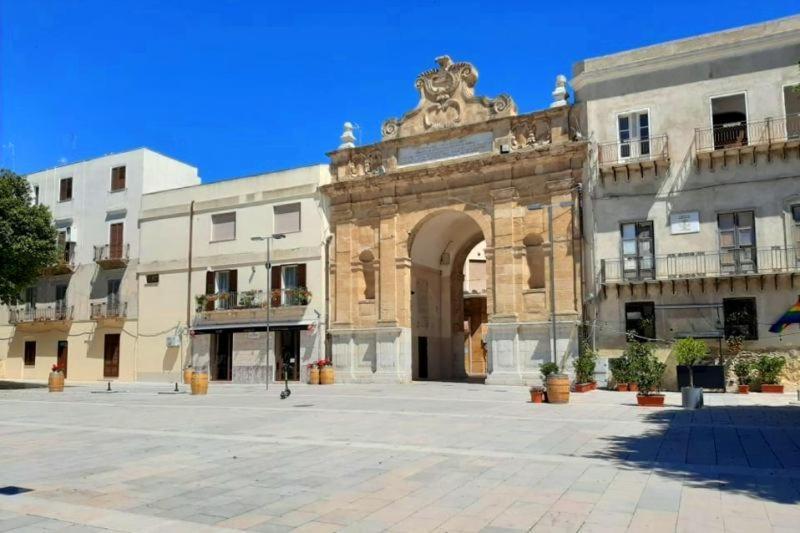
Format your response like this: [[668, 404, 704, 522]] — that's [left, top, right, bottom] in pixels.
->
[[397, 131, 494, 167]]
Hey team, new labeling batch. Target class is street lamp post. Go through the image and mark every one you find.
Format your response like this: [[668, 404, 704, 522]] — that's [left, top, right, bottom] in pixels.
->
[[526, 201, 575, 364], [251, 233, 285, 392]]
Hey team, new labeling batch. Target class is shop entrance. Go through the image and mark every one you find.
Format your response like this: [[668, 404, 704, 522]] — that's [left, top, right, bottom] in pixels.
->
[[210, 331, 232, 381], [275, 329, 300, 381]]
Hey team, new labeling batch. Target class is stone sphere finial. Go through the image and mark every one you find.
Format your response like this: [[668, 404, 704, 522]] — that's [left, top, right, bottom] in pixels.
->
[[550, 74, 568, 108], [339, 122, 356, 149]]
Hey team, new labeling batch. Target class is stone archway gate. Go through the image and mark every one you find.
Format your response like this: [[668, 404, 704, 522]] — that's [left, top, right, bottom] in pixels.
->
[[323, 56, 588, 385]]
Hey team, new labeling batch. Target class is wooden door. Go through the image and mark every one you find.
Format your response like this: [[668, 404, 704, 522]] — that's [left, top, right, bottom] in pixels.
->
[[57, 341, 68, 378], [463, 297, 487, 375], [109, 223, 123, 259], [103, 334, 120, 378]]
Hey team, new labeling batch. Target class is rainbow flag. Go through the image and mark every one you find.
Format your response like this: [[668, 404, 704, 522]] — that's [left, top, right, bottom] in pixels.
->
[[769, 297, 800, 333]]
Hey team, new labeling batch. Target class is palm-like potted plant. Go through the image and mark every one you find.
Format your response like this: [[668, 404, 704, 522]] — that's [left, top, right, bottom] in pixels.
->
[[674, 337, 707, 409], [755, 355, 786, 393], [573, 340, 597, 393], [627, 340, 666, 406], [733, 360, 752, 394], [609, 356, 630, 391]]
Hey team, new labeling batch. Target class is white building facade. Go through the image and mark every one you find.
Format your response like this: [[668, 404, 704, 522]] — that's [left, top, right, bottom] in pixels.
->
[[574, 17, 800, 389], [0, 149, 200, 380], [136, 165, 330, 384]]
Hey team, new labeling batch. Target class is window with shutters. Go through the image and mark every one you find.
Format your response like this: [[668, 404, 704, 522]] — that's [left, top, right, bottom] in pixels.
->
[[24, 341, 36, 366], [59, 177, 73, 202], [274, 203, 301, 234], [211, 212, 236, 242], [110, 166, 126, 191], [718, 211, 755, 274], [205, 269, 237, 310], [145, 274, 159, 284], [271, 263, 306, 306]]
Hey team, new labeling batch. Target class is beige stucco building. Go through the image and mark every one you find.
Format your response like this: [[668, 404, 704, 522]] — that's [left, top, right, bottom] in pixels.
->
[[0, 149, 200, 381], [574, 16, 800, 388], [137, 165, 330, 384], [325, 56, 588, 385]]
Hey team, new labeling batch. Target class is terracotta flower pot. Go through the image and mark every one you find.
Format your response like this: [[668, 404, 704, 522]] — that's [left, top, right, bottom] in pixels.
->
[[308, 367, 320, 385], [574, 382, 593, 393], [616, 384, 629, 392], [590, 382, 597, 390], [637, 394, 665, 407], [48, 371, 64, 392], [761, 384, 784, 393], [738, 384, 749, 394], [530, 389, 544, 403], [628, 383, 639, 392]]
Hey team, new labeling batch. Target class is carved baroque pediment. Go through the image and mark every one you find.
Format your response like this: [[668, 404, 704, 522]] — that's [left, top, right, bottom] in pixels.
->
[[382, 56, 517, 140]]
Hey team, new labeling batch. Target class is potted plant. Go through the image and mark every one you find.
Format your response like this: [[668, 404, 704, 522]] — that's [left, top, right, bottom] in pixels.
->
[[308, 363, 320, 385], [627, 340, 666, 406], [529, 386, 545, 403], [318, 359, 334, 384], [573, 340, 597, 393], [540, 362, 568, 404], [674, 337, 707, 409], [609, 356, 629, 391], [733, 360, 752, 394], [755, 355, 786, 393], [190, 366, 209, 395], [195, 294, 208, 312], [239, 290, 257, 309], [49, 364, 65, 392], [183, 364, 193, 385]]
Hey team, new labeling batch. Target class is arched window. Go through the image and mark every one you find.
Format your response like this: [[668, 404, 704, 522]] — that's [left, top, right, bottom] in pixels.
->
[[523, 233, 545, 290]]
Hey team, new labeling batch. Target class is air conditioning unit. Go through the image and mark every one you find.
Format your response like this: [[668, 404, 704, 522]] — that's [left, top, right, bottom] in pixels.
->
[[166, 335, 181, 348]]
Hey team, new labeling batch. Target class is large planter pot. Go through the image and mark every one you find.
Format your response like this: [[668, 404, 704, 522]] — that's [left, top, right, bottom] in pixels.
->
[[681, 387, 704, 410], [546, 374, 570, 404], [319, 366, 334, 385], [738, 384, 749, 394], [590, 382, 597, 390], [637, 394, 665, 407], [308, 367, 320, 385], [190, 371, 208, 395], [183, 368, 193, 385], [628, 383, 639, 392], [615, 383, 629, 392], [761, 384, 784, 393], [48, 371, 64, 392], [574, 382, 593, 393]]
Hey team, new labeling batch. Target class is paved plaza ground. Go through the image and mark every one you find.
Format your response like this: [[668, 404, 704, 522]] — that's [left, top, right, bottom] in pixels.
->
[[0, 381, 799, 532]]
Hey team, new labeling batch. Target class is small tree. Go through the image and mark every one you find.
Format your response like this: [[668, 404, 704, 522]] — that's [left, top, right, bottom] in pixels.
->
[[0, 170, 57, 304], [755, 355, 786, 385], [540, 362, 559, 382], [733, 360, 752, 385], [673, 337, 708, 388], [626, 340, 665, 395], [609, 355, 630, 386], [575, 339, 597, 384]]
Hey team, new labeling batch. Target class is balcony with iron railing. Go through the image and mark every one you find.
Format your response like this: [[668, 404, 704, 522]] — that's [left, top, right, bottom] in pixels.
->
[[695, 114, 800, 166], [90, 300, 127, 324], [94, 243, 130, 269], [9, 302, 74, 329], [43, 242, 76, 276], [600, 246, 800, 286], [597, 134, 670, 181], [194, 288, 312, 326]]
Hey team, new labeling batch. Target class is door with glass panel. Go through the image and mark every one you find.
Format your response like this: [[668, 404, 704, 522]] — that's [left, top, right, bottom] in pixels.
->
[[282, 265, 298, 305], [621, 221, 654, 281], [718, 211, 755, 274], [214, 271, 230, 310], [107, 279, 121, 316], [618, 112, 650, 160]]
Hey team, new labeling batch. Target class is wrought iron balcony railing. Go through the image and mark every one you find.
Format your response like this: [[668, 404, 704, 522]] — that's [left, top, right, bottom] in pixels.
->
[[43, 242, 76, 275], [90, 301, 127, 319], [598, 134, 669, 166], [600, 246, 800, 284], [695, 114, 800, 153], [9, 302, 74, 324], [196, 288, 312, 312], [94, 243, 130, 264]]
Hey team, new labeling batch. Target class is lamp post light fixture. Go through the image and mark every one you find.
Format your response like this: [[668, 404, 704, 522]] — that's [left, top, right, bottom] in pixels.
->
[[526, 201, 575, 364], [251, 233, 286, 392]]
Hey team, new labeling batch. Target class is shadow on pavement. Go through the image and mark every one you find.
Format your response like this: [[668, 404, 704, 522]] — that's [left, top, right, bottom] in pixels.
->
[[0, 381, 47, 390], [590, 404, 800, 503]]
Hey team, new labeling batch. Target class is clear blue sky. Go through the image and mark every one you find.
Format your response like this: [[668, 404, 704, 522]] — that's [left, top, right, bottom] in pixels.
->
[[1, 1, 797, 182]]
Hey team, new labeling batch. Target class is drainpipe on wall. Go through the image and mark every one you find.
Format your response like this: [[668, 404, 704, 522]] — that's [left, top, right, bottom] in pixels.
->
[[185, 200, 195, 373], [324, 234, 332, 360]]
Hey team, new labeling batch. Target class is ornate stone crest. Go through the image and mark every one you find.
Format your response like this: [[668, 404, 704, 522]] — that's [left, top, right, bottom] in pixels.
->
[[381, 56, 516, 140]]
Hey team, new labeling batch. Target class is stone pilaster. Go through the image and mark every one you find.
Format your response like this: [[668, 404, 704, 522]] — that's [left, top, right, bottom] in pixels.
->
[[489, 187, 519, 321]]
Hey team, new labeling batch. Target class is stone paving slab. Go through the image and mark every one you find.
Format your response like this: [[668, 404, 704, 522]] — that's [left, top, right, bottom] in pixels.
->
[[0, 382, 799, 531]]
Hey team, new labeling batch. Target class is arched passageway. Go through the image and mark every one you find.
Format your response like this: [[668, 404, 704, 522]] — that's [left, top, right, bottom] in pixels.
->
[[409, 211, 487, 381]]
